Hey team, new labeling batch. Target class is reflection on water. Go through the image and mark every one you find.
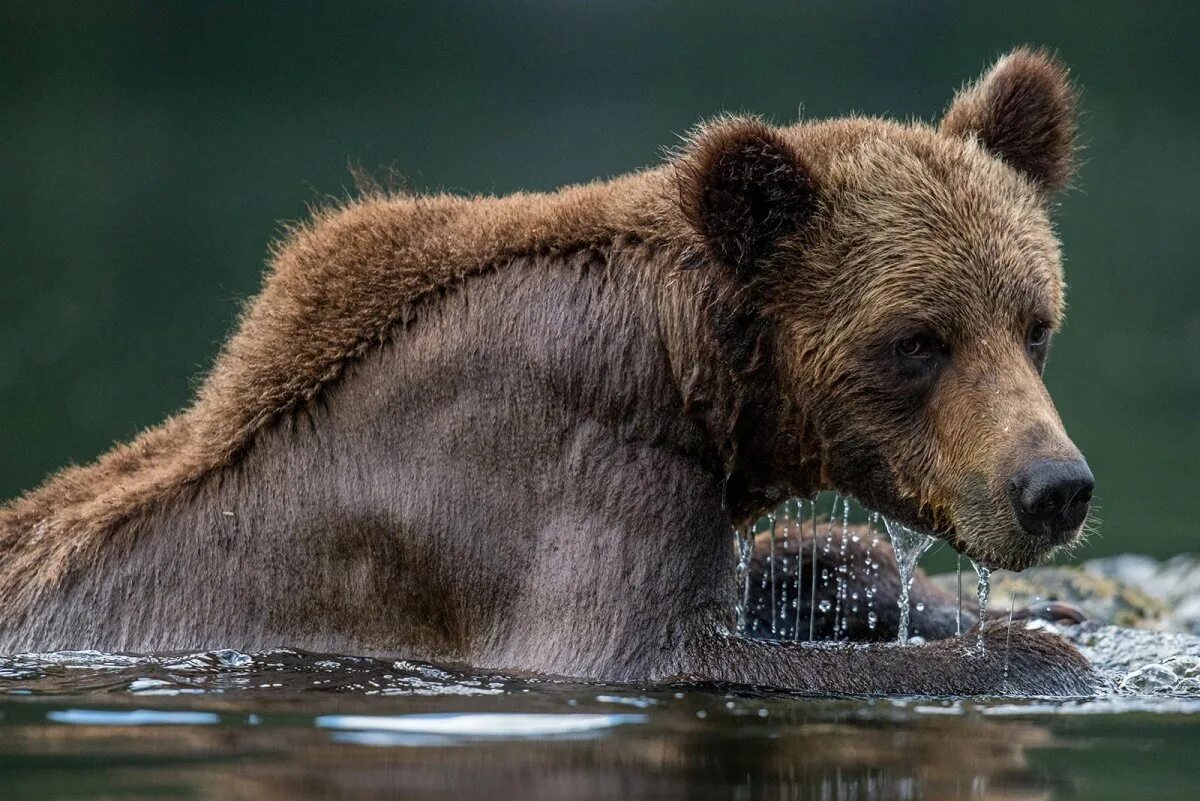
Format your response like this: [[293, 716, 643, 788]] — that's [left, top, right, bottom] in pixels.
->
[[3, 650, 1200, 800]]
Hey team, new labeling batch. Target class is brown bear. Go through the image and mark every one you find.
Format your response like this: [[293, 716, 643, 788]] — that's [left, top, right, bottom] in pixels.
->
[[0, 49, 1097, 695]]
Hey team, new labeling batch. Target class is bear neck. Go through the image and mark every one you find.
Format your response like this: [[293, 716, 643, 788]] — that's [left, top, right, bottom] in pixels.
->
[[657, 261, 826, 524]]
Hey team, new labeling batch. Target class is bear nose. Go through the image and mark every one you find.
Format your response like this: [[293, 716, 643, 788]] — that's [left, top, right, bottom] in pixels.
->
[[1007, 457, 1094, 541]]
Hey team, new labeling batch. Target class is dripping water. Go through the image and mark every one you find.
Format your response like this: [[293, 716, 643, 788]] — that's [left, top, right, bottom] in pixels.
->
[[764, 511, 777, 636], [1003, 594, 1016, 689], [792, 501, 811, 637], [777, 503, 787, 633], [847, 519, 862, 636], [734, 526, 755, 634], [807, 498, 821, 642], [882, 518, 934, 644], [865, 512, 880, 631], [833, 498, 851, 640], [972, 560, 992, 653], [955, 555, 963, 637], [815, 496, 840, 636]]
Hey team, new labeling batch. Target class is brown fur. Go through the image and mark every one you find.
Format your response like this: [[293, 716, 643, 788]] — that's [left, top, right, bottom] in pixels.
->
[[0, 49, 1095, 695], [941, 48, 1078, 192]]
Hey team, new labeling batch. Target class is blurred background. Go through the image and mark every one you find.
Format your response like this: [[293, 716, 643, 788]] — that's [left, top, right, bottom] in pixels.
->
[[1, 2, 1196, 561]]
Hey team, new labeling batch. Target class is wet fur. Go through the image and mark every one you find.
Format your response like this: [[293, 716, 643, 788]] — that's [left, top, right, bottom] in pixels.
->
[[0, 49, 1094, 695]]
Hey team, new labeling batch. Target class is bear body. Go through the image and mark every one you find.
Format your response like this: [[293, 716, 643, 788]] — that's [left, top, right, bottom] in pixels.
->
[[0, 50, 1097, 695]]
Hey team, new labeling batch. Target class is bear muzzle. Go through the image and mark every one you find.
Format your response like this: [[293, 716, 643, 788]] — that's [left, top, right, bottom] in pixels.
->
[[1007, 456, 1094, 544]]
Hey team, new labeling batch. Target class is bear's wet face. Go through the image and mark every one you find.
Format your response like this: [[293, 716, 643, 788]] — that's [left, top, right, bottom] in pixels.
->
[[676, 49, 1091, 571]]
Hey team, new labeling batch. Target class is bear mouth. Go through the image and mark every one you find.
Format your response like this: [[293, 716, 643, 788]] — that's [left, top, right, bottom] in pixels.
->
[[940, 521, 1077, 572], [836, 488, 1069, 572], [878, 506, 1054, 572]]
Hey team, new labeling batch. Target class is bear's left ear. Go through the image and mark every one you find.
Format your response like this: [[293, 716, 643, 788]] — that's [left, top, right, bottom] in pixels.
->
[[941, 48, 1079, 193], [676, 117, 818, 274]]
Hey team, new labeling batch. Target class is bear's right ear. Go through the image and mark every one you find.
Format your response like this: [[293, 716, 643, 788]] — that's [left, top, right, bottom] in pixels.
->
[[940, 48, 1078, 193], [675, 117, 818, 275]]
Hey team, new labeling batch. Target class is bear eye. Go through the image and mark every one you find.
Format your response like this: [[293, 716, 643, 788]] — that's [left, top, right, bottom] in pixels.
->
[[1026, 321, 1052, 373], [896, 333, 938, 360], [1027, 322, 1051, 348]]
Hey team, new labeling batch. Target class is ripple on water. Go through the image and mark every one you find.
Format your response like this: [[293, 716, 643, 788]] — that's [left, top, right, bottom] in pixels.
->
[[5, 621, 1200, 707], [0, 649, 510, 698]]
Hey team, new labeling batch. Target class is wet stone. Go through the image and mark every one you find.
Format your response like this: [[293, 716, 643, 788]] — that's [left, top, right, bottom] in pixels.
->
[[1119, 664, 1180, 694], [1162, 655, 1200, 679]]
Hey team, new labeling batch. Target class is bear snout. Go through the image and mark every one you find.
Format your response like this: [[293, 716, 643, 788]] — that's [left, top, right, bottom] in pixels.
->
[[1006, 456, 1094, 543]]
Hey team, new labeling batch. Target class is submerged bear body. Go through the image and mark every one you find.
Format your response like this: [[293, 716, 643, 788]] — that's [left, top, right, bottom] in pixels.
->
[[0, 50, 1098, 695]]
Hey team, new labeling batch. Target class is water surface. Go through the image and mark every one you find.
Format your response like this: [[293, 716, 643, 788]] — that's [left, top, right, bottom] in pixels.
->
[[4, 647, 1200, 800]]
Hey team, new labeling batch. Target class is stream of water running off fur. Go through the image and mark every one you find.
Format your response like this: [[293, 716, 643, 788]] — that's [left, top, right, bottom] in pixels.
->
[[737, 496, 944, 646]]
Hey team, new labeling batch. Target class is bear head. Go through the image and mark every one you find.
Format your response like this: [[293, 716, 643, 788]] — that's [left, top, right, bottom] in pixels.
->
[[675, 48, 1091, 571]]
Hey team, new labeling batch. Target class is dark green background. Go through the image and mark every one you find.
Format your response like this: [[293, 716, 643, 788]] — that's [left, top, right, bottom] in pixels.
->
[[1, 2, 1196, 558]]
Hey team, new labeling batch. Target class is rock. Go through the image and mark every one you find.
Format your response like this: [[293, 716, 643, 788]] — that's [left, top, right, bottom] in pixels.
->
[[1083, 554, 1164, 590], [1172, 595, 1200, 636], [928, 564, 1168, 628], [1066, 623, 1200, 673], [1055, 622, 1200, 694], [1174, 678, 1200, 694], [1161, 655, 1200, 679], [1119, 663, 1179, 694]]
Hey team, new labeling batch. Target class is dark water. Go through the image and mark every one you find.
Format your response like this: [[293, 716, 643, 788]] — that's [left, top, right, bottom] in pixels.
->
[[3, 650, 1200, 800]]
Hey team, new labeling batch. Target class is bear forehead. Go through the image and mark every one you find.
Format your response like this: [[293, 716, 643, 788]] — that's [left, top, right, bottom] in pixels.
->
[[794, 119, 1066, 330]]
